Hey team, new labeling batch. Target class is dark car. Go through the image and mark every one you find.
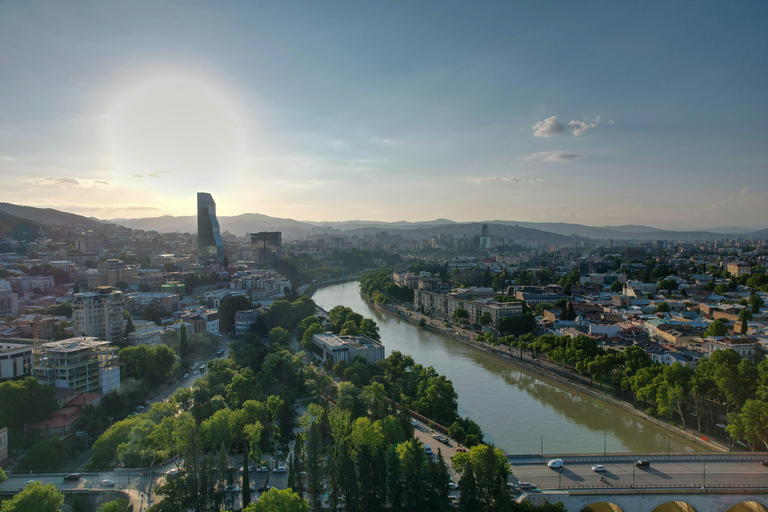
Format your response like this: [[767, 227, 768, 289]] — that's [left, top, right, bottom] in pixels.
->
[[258, 485, 273, 492], [761, 460, 768, 467], [634, 460, 650, 468], [63, 473, 81, 481]]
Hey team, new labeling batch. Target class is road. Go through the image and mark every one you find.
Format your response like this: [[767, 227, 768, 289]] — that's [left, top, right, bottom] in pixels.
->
[[509, 459, 768, 491]]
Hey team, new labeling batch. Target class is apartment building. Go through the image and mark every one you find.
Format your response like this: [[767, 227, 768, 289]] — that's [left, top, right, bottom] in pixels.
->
[[18, 275, 55, 295], [727, 261, 751, 277], [0, 280, 18, 316], [413, 289, 523, 328], [0, 341, 32, 380], [311, 333, 385, 366], [72, 287, 124, 342]]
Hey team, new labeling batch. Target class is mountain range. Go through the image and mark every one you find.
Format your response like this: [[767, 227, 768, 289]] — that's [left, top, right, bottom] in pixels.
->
[[0, 202, 765, 243]]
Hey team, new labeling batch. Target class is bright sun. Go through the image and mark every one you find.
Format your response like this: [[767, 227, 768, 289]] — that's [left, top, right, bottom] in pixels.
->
[[109, 77, 250, 183]]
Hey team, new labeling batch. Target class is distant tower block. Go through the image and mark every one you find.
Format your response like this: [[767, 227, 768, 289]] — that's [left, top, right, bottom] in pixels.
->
[[250, 232, 282, 262], [197, 192, 225, 267], [480, 223, 492, 249]]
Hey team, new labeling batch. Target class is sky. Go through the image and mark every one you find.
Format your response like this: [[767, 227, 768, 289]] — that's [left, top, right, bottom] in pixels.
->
[[0, 1, 767, 230]]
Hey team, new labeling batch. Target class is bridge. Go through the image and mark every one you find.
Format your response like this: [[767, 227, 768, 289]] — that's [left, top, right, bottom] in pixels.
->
[[509, 452, 768, 512], [525, 490, 768, 512]]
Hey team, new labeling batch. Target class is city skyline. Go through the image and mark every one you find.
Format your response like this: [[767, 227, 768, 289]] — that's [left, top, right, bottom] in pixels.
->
[[0, 1, 767, 230]]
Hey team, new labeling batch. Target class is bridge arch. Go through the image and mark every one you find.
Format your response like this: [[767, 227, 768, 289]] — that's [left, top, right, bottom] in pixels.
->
[[724, 502, 768, 512], [580, 502, 627, 512], [650, 502, 700, 512]]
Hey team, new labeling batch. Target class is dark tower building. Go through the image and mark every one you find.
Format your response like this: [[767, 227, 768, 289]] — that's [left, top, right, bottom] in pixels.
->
[[250, 231, 282, 262], [197, 192, 224, 267]]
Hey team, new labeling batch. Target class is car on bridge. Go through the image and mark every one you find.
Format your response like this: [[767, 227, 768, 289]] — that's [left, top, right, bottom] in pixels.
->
[[64, 473, 81, 481], [634, 459, 650, 468], [762, 459, 768, 467], [591, 465, 606, 472], [547, 459, 564, 469]]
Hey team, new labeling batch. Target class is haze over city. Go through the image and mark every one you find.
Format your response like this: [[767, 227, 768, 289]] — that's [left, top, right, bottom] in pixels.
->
[[0, 1, 766, 229]]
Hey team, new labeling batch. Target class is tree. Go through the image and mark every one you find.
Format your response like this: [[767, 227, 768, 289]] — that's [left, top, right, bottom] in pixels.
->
[[123, 313, 135, 341], [269, 327, 291, 346], [73, 282, 81, 294], [302, 323, 325, 350], [453, 308, 469, 325], [750, 293, 764, 314], [179, 323, 189, 367], [478, 312, 492, 327], [726, 399, 768, 451], [0, 481, 63, 512], [609, 280, 623, 293], [656, 302, 670, 313], [21, 439, 65, 471], [219, 295, 255, 334], [98, 500, 130, 512], [0, 467, 6, 484], [243, 489, 309, 512], [703, 318, 729, 337]]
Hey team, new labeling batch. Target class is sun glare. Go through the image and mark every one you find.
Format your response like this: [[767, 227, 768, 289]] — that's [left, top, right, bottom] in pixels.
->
[[109, 76, 251, 186]]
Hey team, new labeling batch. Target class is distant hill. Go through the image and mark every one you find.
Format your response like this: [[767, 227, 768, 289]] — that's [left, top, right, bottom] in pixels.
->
[[0, 210, 41, 241], [0, 202, 101, 228], [107, 212, 316, 237]]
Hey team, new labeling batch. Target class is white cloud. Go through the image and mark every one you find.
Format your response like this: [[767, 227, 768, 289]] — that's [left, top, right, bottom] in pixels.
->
[[30, 176, 111, 187], [532, 116, 566, 137], [607, 120, 615, 125], [468, 176, 545, 184], [1, 155, 15, 161], [147, 172, 161, 178], [568, 119, 597, 136], [524, 151, 583, 162]]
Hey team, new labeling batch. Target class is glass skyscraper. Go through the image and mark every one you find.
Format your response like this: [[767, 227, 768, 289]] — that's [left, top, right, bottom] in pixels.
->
[[197, 192, 225, 266]]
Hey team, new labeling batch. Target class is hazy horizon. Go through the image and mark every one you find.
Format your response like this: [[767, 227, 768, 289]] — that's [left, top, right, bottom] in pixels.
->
[[1, 1, 766, 230]]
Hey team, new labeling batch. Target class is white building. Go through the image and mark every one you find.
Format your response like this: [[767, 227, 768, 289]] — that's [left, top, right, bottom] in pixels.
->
[[19, 275, 55, 295], [0, 341, 32, 380], [34, 337, 121, 395], [0, 279, 18, 316], [311, 333, 385, 366]]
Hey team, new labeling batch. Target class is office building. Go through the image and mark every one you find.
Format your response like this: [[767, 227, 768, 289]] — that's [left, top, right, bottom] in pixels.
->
[[72, 287, 124, 342], [311, 333, 385, 366], [250, 231, 282, 262], [197, 192, 225, 267], [0, 341, 32, 380]]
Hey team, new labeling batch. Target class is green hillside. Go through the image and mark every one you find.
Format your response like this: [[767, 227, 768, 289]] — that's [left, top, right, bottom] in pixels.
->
[[0, 202, 100, 228], [0, 210, 40, 241]]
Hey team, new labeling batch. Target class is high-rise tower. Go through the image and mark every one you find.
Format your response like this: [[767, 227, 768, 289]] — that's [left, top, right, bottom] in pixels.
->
[[197, 192, 225, 267]]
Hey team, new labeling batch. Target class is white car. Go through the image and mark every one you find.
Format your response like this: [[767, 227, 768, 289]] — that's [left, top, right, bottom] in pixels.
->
[[256, 466, 269, 472], [547, 459, 564, 469], [274, 466, 287, 473], [591, 465, 606, 472], [447, 481, 459, 490]]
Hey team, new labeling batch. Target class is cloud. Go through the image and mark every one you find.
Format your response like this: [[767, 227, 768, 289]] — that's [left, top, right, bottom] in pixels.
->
[[524, 151, 583, 162], [134, 174, 144, 178], [532, 116, 566, 137], [468, 176, 545, 184], [607, 120, 615, 125], [532, 115, 603, 136], [1, 155, 15, 161], [29, 176, 111, 188], [33, 176, 80, 186], [568, 119, 597, 136], [147, 172, 161, 178]]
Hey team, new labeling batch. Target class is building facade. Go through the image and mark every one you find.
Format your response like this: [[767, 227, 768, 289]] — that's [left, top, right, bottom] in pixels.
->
[[72, 287, 124, 342], [311, 333, 385, 366], [0, 341, 32, 380], [197, 192, 225, 267], [33, 337, 121, 395]]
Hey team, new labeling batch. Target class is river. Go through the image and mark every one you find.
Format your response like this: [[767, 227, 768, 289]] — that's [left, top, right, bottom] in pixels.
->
[[312, 281, 710, 455]]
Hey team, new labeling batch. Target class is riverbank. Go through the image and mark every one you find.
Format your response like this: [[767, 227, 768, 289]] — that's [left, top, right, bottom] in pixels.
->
[[371, 301, 728, 454], [303, 275, 363, 299]]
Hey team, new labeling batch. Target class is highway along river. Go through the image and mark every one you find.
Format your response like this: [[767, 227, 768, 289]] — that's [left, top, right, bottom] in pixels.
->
[[313, 281, 709, 455]]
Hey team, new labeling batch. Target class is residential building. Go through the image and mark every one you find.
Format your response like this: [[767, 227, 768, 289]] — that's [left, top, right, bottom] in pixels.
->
[[0, 341, 32, 380], [0, 427, 7, 465], [311, 333, 385, 366], [625, 246, 646, 262], [0, 280, 18, 316], [197, 192, 225, 267], [94, 259, 138, 288], [161, 281, 186, 298], [27, 392, 101, 441], [701, 337, 761, 362], [151, 254, 193, 271], [413, 289, 523, 328], [33, 337, 120, 395], [124, 292, 180, 315], [18, 275, 55, 295], [205, 288, 248, 308], [72, 287, 124, 342], [727, 261, 751, 277]]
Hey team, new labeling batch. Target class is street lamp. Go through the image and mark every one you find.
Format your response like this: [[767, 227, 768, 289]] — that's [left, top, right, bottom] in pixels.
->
[[558, 467, 562, 490], [604, 433, 607, 460], [540, 436, 544, 460], [667, 435, 671, 458]]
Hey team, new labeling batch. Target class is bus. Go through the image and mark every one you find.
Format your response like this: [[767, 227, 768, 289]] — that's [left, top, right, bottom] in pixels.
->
[[217, 349, 226, 357]]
